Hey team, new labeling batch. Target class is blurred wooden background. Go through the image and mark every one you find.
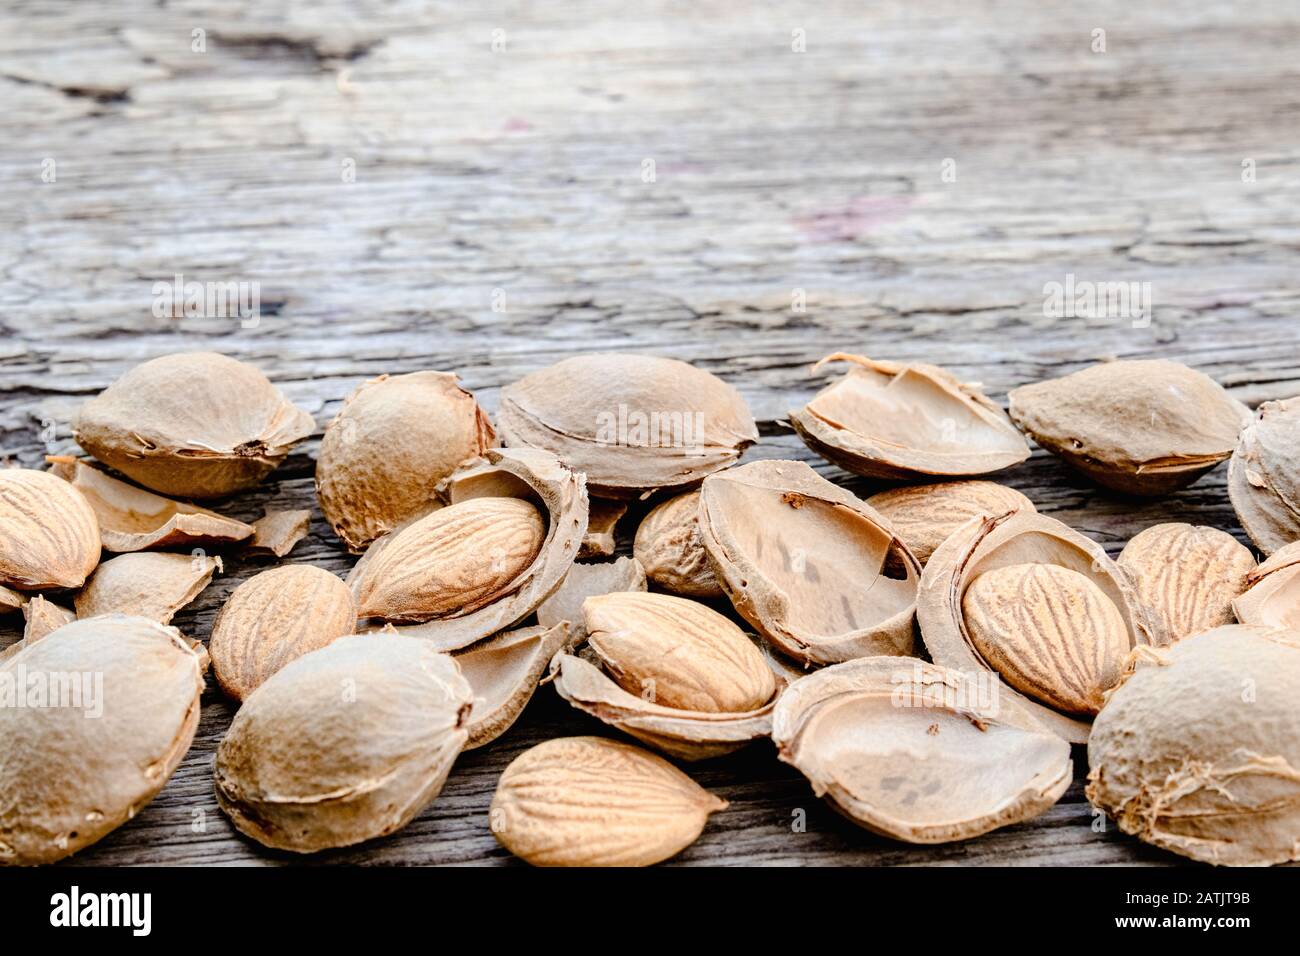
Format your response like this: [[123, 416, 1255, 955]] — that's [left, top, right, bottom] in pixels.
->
[[1, 0, 1298, 864]]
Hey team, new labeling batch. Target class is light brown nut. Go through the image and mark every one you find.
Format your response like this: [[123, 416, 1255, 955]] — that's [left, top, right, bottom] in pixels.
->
[[537, 556, 647, 641], [245, 509, 311, 558], [548, 571, 781, 762], [72, 352, 315, 499], [1228, 396, 1300, 555], [866, 480, 1035, 565], [789, 353, 1029, 480], [1232, 540, 1300, 629], [490, 736, 727, 866], [579, 498, 627, 558], [0, 615, 205, 865], [316, 371, 495, 552], [962, 563, 1128, 716], [583, 591, 775, 713], [1117, 523, 1256, 646], [356, 448, 589, 651], [214, 635, 473, 853], [454, 621, 571, 749], [0, 467, 101, 590], [46, 455, 253, 552], [918, 510, 1151, 743], [773, 657, 1071, 843], [1087, 625, 1300, 866], [209, 564, 356, 702], [74, 551, 220, 624], [498, 353, 757, 497], [352, 496, 544, 623], [1009, 360, 1250, 496], [548, 650, 781, 761], [698, 459, 921, 665], [633, 490, 722, 597]]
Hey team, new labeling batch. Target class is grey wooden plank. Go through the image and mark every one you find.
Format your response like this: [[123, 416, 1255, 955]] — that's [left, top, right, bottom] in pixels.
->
[[1, 0, 1298, 866]]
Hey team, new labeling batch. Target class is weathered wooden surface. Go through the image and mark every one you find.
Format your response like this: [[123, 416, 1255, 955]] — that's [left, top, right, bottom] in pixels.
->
[[2, 0, 1298, 866]]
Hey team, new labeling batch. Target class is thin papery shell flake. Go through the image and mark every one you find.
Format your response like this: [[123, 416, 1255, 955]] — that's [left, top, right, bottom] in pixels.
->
[[1232, 540, 1300, 630], [354, 448, 588, 651], [772, 657, 1071, 844], [866, 480, 1036, 566], [579, 498, 627, 558], [454, 621, 571, 749], [1009, 359, 1250, 496], [918, 509, 1152, 743], [497, 353, 758, 497], [74, 551, 221, 624], [697, 459, 921, 665], [0, 467, 101, 591], [1228, 396, 1300, 555], [244, 509, 311, 558], [536, 556, 647, 642], [0, 596, 76, 665], [72, 352, 315, 499], [0, 615, 205, 865], [490, 736, 727, 866], [316, 371, 496, 553], [1117, 523, 1256, 647], [788, 354, 1029, 480], [22, 596, 75, 644], [47, 455, 254, 552], [1087, 625, 1300, 866], [214, 634, 473, 853]]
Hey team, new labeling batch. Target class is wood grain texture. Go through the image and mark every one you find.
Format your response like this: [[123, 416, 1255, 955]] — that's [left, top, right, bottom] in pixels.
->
[[2, 0, 1298, 866]]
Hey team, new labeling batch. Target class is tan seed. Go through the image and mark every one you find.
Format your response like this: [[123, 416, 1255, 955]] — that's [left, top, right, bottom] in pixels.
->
[[210, 564, 356, 702], [866, 480, 1035, 565], [962, 562, 1128, 715], [490, 736, 726, 866], [584, 591, 775, 713], [633, 491, 722, 597], [0, 468, 101, 591], [352, 496, 545, 623], [1117, 523, 1255, 646]]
